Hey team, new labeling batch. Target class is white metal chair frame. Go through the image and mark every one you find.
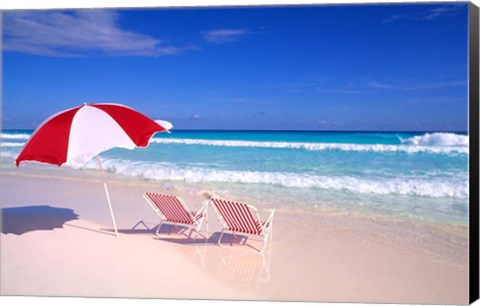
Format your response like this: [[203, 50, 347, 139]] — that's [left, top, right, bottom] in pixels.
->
[[210, 199, 275, 253], [143, 193, 209, 238]]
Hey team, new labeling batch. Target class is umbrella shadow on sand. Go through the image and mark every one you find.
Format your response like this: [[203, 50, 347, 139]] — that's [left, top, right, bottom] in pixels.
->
[[1, 205, 79, 235]]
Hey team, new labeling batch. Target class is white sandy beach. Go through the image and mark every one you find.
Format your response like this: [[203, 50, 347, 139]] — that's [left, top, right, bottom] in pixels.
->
[[0, 169, 469, 304]]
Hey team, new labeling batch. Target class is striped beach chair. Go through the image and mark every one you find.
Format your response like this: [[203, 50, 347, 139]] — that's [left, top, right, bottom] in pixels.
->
[[210, 198, 275, 253], [143, 192, 208, 238]]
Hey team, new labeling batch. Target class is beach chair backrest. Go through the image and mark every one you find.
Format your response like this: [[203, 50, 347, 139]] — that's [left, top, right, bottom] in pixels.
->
[[145, 192, 195, 225], [211, 198, 262, 235]]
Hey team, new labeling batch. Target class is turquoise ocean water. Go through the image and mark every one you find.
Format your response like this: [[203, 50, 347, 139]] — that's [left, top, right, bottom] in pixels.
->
[[1, 130, 469, 225]]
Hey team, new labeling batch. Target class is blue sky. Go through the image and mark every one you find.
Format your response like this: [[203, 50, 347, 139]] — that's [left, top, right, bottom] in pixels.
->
[[2, 3, 469, 131]]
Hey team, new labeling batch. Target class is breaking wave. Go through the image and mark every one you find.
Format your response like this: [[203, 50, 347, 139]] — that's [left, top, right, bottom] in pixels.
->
[[80, 158, 468, 199], [151, 133, 468, 154], [1, 133, 31, 140], [400, 132, 468, 146], [1, 142, 25, 147], [1, 132, 468, 154]]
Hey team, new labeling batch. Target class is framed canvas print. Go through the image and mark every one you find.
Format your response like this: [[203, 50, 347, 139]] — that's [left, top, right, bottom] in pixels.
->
[[1, 1, 479, 305]]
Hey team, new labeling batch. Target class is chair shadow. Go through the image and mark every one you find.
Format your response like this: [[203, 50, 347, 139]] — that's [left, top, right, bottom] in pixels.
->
[[1, 205, 79, 235], [120, 221, 189, 235], [155, 229, 249, 246], [124, 222, 257, 250]]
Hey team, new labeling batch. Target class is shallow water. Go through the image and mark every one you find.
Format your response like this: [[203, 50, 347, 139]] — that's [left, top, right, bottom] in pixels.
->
[[1, 130, 469, 225]]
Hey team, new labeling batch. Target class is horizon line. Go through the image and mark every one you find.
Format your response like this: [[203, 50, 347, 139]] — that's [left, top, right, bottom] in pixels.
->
[[1, 128, 469, 134]]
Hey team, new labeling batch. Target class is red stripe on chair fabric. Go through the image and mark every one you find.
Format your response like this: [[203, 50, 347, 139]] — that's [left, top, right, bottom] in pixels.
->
[[192, 211, 204, 221], [166, 195, 194, 224], [216, 199, 240, 232], [227, 201, 252, 234], [159, 195, 183, 222], [145, 193, 195, 225], [212, 199, 262, 235], [154, 194, 178, 221], [255, 220, 269, 228]]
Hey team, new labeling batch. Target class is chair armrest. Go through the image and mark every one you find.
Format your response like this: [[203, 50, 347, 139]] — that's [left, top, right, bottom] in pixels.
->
[[195, 200, 210, 218], [259, 208, 275, 233], [265, 209, 275, 229]]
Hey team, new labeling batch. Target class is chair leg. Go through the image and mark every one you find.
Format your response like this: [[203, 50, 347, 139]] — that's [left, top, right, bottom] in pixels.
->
[[187, 228, 194, 239], [260, 228, 273, 254], [131, 220, 150, 230], [174, 224, 188, 236], [155, 220, 163, 237], [260, 234, 269, 254], [217, 228, 225, 246], [205, 216, 209, 236], [195, 217, 205, 234]]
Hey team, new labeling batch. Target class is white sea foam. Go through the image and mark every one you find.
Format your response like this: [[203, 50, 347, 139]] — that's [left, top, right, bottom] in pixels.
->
[[400, 132, 468, 146], [0, 132, 468, 154], [0, 151, 18, 158], [1, 142, 25, 147], [150, 134, 468, 154], [1, 133, 31, 140], [80, 158, 468, 199]]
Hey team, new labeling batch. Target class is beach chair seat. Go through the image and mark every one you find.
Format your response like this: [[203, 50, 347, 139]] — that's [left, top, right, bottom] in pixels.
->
[[143, 192, 208, 238], [210, 198, 275, 253]]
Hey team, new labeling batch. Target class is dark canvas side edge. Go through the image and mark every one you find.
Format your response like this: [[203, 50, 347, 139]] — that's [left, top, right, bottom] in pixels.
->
[[469, 1, 480, 304]]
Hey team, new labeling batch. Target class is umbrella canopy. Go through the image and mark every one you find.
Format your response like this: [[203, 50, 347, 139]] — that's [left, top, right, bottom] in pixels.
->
[[15, 103, 172, 237], [16, 103, 171, 168]]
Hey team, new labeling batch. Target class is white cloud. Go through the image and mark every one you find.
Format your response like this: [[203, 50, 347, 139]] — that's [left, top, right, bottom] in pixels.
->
[[399, 80, 467, 91], [318, 79, 466, 94], [361, 80, 466, 91], [201, 29, 249, 44], [383, 4, 466, 23], [3, 10, 182, 57], [316, 119, 342, 127]]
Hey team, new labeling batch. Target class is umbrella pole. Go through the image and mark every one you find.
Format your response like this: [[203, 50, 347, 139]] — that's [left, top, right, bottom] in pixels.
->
[[96, 155, 119, 237]]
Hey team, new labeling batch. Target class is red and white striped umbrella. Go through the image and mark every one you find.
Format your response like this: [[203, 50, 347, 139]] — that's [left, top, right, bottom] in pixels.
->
[[16, 103, 173, 236], [16, 103, 172, 168]]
